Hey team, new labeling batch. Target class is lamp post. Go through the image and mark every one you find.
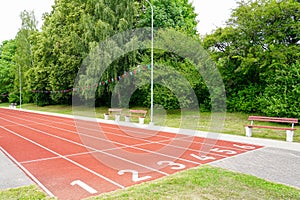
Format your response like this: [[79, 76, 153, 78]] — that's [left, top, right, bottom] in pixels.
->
[[18, 64, 22, 109], [144, 0, 154, 125]]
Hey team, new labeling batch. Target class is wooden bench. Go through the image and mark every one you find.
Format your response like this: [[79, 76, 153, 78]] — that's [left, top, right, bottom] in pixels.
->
[[129, 109, 147, 118], [126, 109, 147, 124], [245, 116, 298, 142], [104, 108, 123, 120], [108, 108, 122, 115]]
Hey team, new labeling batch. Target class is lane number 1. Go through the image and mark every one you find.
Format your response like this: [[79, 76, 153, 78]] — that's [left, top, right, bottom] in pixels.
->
[[71, 180, 97, 194]]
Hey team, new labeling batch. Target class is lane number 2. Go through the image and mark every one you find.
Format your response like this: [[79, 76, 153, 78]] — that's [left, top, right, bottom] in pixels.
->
[[118, 170, 151, 182]]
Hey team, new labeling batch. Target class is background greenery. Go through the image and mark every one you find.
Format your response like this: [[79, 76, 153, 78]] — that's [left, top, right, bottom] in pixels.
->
[[0, 0, 299, 118]]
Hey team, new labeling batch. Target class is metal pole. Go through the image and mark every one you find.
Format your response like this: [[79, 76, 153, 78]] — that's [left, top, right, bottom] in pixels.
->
[[145, 0, 154, 125], [19, 64, 22, 109]]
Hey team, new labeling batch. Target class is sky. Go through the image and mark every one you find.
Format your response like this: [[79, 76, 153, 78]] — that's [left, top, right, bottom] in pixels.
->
[[0, 0, 238, 43]]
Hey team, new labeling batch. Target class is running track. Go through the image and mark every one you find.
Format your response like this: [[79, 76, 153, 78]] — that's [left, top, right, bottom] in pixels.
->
[[0, 108, 263, 199]]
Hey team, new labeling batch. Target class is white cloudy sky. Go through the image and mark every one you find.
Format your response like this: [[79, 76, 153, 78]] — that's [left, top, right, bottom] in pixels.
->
[[0, 0, 237, 43]]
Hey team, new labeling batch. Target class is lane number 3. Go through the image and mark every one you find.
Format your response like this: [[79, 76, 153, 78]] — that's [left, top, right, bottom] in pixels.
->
[[157, 161, 186, 170]]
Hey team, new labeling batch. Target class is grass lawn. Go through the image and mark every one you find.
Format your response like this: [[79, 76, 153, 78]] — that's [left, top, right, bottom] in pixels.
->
[[0, 185, 51, 200], [1, 166, 299, 200], [2, 103, 298, 142]]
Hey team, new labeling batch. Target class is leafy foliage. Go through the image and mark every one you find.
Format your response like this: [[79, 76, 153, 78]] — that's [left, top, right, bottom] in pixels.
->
[[259, 61, 300, 117], [203, 0, 300, 116], [0, 40, 16, 102]]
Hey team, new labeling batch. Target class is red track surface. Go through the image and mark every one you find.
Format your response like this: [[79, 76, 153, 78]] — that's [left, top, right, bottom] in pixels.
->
[[0, 108, 263, 199]]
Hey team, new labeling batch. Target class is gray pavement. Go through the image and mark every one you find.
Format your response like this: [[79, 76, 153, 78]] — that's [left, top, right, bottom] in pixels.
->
[[0, 149, 34, 190], [210, 147, 300, 189]]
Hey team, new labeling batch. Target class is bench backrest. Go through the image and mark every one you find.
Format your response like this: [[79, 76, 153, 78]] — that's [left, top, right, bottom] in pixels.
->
[[130, 109, 147, 117], [248, 116, 298, 124], [108, 108, 122, 114]]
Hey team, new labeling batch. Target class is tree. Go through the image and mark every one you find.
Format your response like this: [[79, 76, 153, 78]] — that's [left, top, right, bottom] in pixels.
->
[[203, 0, 300, 114], [0, 40, 17, 102], [138, 0, 198, 36], [14, 10, 38, 103], [28, 0, 200, 108]]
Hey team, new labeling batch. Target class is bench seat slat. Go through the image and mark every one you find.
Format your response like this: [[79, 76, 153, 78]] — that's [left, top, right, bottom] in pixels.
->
[[246, 125, 296, 131], [108, 108, 122, 115]]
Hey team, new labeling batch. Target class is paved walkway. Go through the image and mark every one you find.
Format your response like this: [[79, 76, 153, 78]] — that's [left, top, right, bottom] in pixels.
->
[[0, 149, 33, 190], [211, 147, 300, 189]]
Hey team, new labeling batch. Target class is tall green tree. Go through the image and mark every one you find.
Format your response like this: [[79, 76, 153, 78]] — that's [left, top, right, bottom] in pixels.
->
[[138, 0, 198, 36], [29, 0, 200, 107], [14, 10, 38, 103], [0, 40, 16, 102], [203, 0, 300, 114]]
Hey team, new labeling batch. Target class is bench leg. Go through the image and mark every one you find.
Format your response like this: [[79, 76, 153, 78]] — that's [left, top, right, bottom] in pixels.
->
[[104, 114, 109, 120], [125, 116, 130, 122], [286, 130, 294, 142], [245, 127, 252, 137], [139, 117, 145, 124], [115, 114, 120, 122]]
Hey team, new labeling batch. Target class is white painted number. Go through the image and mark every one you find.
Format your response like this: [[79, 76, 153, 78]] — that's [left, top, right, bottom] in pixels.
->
[[233, 144, 255, 150], [211, 148, 237, 155], [118, 170, 151, 182], [157, 161, 186, 170], [190, 154, 216, 161], [71, 180, 97, 194]]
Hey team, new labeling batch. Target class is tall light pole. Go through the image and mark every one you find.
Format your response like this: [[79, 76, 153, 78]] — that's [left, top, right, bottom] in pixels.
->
[[144, 0, 154, 125], [18, 64, 22, 109]]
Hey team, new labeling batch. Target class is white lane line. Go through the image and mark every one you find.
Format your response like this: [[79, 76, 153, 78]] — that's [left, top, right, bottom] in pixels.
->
[[0, 126, 125, 189], [0, 116, 170, 175], [20, 150, 98, 164], [0, 146, 55, 197]]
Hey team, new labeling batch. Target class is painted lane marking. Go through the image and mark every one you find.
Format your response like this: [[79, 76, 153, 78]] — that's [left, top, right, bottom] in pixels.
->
[[20, 150, 98, 164], [71, 180, 97, 194], [157, 161, 186, 170], [190, 154, 216, 161], [210, 148, 237, 155], [118, 170, 152, 182]]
